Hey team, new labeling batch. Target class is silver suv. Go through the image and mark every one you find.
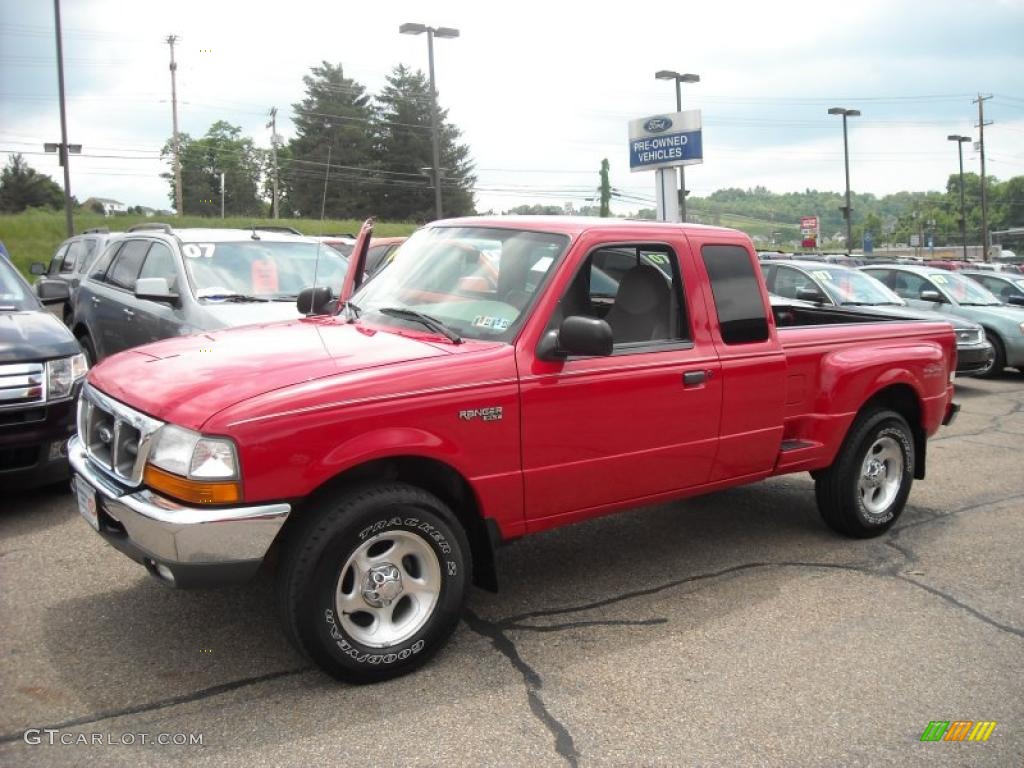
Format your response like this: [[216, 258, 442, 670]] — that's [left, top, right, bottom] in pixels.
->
[[70, 223, 349, 363], [30, 228, 122, 325]]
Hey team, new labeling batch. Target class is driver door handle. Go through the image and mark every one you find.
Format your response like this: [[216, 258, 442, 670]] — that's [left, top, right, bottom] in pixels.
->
[[683, 370, 707, 387]]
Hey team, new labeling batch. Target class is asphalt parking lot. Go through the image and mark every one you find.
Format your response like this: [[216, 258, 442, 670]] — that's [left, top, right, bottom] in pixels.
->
[[1, 375, 1022, 767]]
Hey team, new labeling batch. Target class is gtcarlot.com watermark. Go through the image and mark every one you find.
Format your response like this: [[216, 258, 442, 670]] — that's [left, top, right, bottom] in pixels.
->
[[23, 729, 203, 747]]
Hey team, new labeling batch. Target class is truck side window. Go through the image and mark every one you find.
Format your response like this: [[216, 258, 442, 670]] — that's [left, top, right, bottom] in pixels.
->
[[552, 244, 689, 346], [701, 245, 770, 344], [61, 240, 85, 272]]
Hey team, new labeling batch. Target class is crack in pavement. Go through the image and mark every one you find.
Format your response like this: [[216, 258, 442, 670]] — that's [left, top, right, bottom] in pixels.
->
[[0, 666, 313, 745], [463, 490, 1024, 766], [463, 608, 581, 768]]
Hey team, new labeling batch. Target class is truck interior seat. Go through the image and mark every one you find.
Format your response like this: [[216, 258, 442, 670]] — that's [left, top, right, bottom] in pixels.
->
[[603, 264, 670, 343]]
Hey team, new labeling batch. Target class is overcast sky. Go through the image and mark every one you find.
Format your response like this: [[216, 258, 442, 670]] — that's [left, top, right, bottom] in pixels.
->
[[1, 0, 1023, 218]]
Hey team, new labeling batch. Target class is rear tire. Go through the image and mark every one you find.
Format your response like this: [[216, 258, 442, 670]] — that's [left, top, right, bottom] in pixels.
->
[[277, 483, 471, 684], [815, 408, 914, 538]]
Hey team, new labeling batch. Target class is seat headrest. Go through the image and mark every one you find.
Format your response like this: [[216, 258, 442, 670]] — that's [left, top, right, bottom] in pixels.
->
[[615, 264, 669, 314]]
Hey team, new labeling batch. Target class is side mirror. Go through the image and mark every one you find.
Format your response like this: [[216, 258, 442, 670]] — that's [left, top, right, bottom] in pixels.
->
[[297, 286, 335, 315], [919, 290, 944, 303], [537, 315, 614, 360], [30, 262, 47, 276], [796, 286, 825, 303], [36, 280, 70, 302], [135, 277, 178, 303], [1006, 294, 1024, 307]]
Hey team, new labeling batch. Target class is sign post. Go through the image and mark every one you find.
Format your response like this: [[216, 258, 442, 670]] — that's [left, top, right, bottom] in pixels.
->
[[629, 110, 703, 222]]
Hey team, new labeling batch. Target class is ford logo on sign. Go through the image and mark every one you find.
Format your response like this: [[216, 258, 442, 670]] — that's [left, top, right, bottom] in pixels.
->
[[644, 117, 673, 133]]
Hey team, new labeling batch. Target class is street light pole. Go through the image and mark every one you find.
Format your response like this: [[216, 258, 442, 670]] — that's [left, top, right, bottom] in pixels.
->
[[399, 22, 460, 221], [947, 134, 970, 261], [828, 107, 860, 255], [655, 70, 699, 222], [52, 0, 74, 237]]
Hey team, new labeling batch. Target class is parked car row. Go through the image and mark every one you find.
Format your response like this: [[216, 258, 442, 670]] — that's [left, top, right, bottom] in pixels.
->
[[4, 224, 405, 491], [759, 260, 995, 376]]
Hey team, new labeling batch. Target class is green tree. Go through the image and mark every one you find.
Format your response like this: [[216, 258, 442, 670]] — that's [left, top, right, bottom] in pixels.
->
[[161, 121, 264, 216], [0, 154, 64, 213], [285, 62, 377, 219], [372, 64, 475, 220]]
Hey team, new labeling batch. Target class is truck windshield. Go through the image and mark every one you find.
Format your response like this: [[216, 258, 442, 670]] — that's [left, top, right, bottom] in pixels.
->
[[351, 226, 569, 342], [183, 241, 348, 301], [0, 258, 40, 311], [815, 267, 904, 306]]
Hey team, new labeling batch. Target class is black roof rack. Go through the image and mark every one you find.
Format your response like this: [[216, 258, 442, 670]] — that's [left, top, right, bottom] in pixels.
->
[[253, 225, 302, 235], [83, 227, 110, 234], [127, 222, 174, 234]]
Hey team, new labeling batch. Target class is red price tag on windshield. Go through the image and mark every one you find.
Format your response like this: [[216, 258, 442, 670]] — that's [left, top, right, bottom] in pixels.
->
[[251, 260, 279, 294]]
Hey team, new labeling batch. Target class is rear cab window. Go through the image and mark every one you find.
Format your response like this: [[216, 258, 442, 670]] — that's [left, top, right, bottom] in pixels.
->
[[700, 244, 770, 345]]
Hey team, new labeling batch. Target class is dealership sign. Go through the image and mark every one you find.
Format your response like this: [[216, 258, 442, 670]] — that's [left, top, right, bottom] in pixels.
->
[[800, 215, 819, 249], [629, 110, 703, 172]]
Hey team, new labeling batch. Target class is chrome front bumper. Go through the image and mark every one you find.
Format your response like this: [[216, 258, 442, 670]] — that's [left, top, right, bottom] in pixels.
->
[[69, 435, 291, 587]]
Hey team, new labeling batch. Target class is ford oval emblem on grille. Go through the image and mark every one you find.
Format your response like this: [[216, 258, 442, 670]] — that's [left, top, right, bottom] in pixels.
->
[[644, 117, 673, 133], [97, 426, 113, 444]]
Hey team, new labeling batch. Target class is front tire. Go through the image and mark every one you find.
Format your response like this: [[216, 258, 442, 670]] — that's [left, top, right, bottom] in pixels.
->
[[815, 408, 914, 538], [976, 331, 1005, 379], [76, 333, 97, 367], [277, 483, 471, 683]]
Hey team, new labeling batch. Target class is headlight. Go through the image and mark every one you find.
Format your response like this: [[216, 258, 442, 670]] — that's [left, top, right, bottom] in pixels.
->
[[46, 353, 88, 400], [145, 425, 241, 504], [148, 425, 239, 480], [1019, 322, 1024, 335]]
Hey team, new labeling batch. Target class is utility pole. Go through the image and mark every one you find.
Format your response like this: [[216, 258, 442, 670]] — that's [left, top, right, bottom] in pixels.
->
[[974, 94, 993, 261], [267, 107, 280, 219], [52, 0, 74, 237], [166, 35, 184, 216], [220, 172, 225, 219]]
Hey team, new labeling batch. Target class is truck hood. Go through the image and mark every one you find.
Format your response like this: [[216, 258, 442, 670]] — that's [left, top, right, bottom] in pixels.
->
[[87, 318, 451, 430], [0, 310, 79, 363]]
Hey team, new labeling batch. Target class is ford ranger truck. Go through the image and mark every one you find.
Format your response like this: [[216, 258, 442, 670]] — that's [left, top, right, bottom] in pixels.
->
[[69, 217, 959, 683]]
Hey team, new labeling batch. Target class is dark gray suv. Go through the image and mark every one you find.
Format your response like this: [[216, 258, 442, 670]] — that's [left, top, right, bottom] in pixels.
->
[[71, 224, 349, 363]]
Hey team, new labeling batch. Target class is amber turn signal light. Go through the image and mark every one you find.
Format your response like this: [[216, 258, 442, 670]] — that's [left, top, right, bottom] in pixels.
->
[[144, 464, 241, 504]]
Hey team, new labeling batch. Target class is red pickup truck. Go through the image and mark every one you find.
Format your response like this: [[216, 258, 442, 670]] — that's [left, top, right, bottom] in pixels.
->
[[69, 217, 959, 682]]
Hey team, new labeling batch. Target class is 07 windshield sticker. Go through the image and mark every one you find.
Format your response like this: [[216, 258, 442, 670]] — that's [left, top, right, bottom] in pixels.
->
[[812, 270, 833, 281], [183, 243, 216, 259], [472, 315, 511, 330], [931, 274, 948, 285]]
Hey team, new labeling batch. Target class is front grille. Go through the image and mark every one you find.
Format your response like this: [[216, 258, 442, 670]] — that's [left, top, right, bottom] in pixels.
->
[[955, 329, 983, 345], [78, 384, 162, 486], [0, 407, 45, 427], [0, 445, 37, 470], [0, 363, 44, 409]]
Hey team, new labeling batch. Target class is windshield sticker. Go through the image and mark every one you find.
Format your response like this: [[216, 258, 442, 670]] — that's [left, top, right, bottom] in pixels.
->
[[251, 259, 279, 294], [812, 270, 833, 281], [530, 256, 553, 272], [472, 315, 510, 331], [931, 274, 948, 285], [183, 243, 216, 259]]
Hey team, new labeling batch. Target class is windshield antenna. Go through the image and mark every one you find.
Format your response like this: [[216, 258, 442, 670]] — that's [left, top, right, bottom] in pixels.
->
[[309, 145, 331, 316]]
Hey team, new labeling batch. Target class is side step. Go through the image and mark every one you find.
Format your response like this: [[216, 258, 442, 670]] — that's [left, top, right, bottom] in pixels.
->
[[780, 439, 816, 452]]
